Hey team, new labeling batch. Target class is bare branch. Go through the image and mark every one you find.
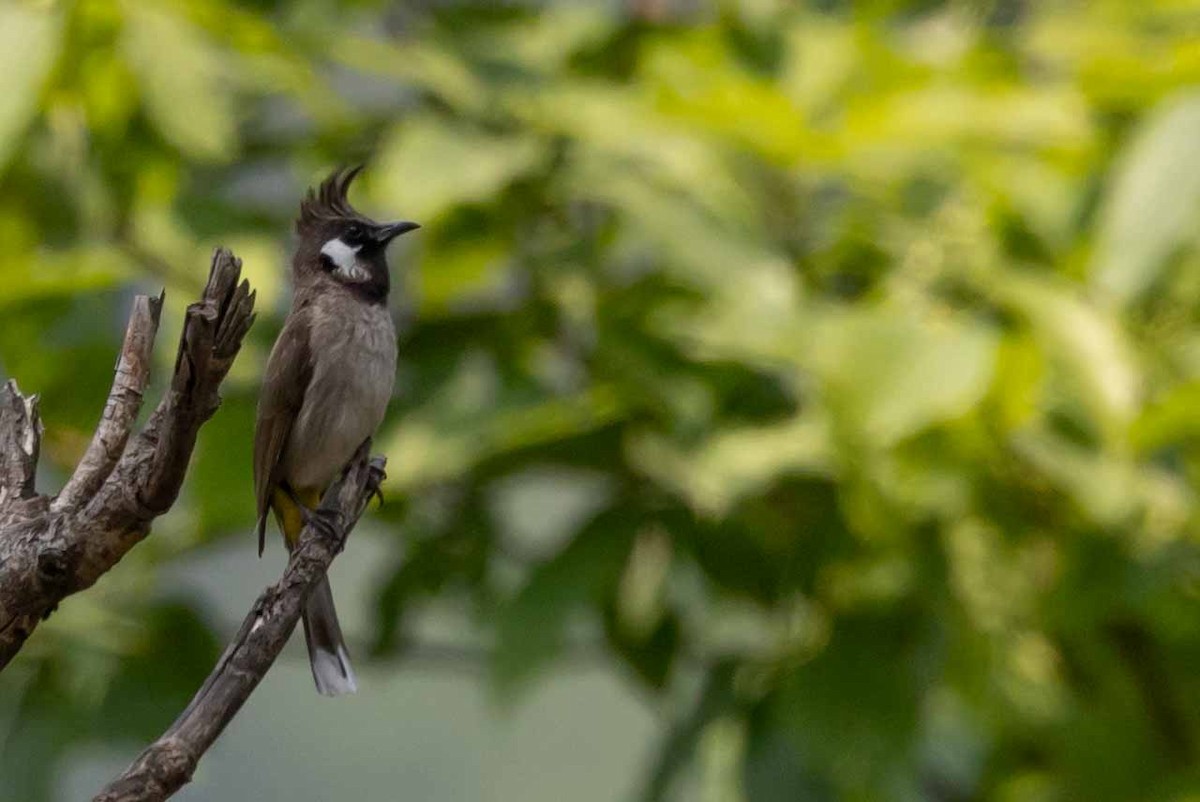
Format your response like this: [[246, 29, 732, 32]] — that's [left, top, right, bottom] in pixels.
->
[[94, 448, 386, 802], [54, 293, 163, 513], [0, 248, 256, 668], [83, 250, 256, 537]]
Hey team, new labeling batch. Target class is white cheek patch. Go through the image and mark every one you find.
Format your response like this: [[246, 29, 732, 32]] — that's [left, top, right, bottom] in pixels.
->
[[321, 237, 370, 282], [321, 237, 358, 269]]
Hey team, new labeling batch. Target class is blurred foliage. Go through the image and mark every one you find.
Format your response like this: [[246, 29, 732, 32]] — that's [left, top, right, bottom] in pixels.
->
[[3, 0, 1200, 799]]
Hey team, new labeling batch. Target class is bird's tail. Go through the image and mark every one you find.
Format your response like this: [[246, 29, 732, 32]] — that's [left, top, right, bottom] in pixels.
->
[[302, 575, 358, 696], [271, 486, 357, 696]]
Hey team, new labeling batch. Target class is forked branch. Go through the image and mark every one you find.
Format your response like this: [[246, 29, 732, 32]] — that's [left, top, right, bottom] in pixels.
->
[[0, 248, 256, 667]]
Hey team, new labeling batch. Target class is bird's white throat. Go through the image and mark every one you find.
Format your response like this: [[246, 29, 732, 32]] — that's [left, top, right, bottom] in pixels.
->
[[321, 237, 370, 282]]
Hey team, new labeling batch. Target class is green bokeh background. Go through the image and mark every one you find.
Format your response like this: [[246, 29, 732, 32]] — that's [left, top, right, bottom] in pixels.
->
[[2, 0, 1200, 800]]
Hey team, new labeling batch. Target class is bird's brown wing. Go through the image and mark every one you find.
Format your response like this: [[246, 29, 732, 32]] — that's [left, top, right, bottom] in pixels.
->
[[253, 310, 314, 556]]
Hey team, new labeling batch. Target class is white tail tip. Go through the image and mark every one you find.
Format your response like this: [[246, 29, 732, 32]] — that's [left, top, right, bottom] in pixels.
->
[[311, 644, 358, 697]]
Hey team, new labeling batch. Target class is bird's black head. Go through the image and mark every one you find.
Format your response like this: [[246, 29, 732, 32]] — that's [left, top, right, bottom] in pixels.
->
[[293, 166, 419, 303]]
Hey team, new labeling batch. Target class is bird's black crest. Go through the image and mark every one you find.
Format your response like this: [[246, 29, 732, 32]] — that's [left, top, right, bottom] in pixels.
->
[[296, 165, 366, 234]]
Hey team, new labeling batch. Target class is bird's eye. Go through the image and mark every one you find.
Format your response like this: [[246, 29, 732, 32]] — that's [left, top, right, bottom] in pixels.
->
[[346, 224, 363, 242]]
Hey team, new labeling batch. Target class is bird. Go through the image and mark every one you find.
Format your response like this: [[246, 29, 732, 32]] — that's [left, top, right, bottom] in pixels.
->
[[253, 166, 418, 696]]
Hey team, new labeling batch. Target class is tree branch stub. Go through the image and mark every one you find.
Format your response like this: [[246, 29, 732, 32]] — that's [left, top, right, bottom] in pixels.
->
[[0, 379, 42, 511]]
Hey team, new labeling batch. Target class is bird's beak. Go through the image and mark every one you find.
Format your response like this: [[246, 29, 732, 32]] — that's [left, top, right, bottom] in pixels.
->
[[374, 221, 421, 244]]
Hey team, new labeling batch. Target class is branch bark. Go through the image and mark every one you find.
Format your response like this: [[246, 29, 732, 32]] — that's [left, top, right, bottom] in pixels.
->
[[94, 447, 386, 802], [0, 380, 42, 507], [0, 248, 256, 668], [54, 293, 163, 512]]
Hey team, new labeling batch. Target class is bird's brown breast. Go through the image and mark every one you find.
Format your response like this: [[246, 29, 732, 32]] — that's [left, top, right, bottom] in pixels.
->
[[281, 295, 396, 490]]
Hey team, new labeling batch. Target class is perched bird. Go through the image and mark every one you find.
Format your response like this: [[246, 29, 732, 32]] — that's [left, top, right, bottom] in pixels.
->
[[253, 166, 418, 695]]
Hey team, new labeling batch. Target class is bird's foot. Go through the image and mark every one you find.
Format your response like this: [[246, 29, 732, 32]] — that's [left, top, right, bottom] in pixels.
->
[[300, 505, 346, 551]]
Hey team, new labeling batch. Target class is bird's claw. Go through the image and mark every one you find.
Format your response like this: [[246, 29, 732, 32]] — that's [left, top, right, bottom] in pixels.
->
[[366, 458, 387, 507], [301, 506, 345, 550]]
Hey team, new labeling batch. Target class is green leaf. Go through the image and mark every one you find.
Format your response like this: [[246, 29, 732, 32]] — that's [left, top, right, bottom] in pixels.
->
[[778, 614, 924, 795], [187, 392, 256, 535], [329, 37, 487, 114], [372, 516, 490, 658], [0, 5, 59, 172], [989, 272, 1141, 439], [637, 663, 738, 802], [1011, 428, 1191, 537], [382, 366, 624, 493], [603, 608, 680, 690], [371, 540, 461, 657], [1091, 91, 1200, 305], [643, 30, 811, 164], [95, 602, 220, 741], [414, 237, 512, 316], [0, 663, 73, 802], [743, 720, 834, 802], [491, 508, 637, 698], [511, 83, 761, 228], [566, 153, 786, 291], [0, 246, 129, 309], [490, 5, 613, 72], [1131, 380, 1200, 454], [807, 305, 998, 447], [123, 3, 236, 160], [628, 412, 832, 517], [374, 116, 543, 224]]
